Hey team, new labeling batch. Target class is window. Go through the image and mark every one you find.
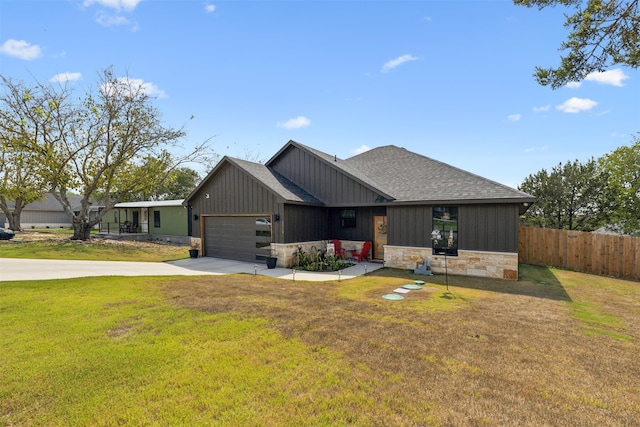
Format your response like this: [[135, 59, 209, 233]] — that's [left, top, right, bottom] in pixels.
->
[[432, 207, 458, 256], [153, 211, 161, 228], [341, 209, 356, 228]]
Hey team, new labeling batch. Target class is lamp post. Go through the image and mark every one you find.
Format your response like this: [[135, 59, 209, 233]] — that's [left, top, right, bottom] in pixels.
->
[[431, 229, 449, 291]]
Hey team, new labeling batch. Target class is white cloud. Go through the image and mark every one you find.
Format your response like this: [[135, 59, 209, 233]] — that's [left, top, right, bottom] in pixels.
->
[[350, 145, 371, 155], [381, 54, 419, 73], [533, 105, 551, 112], [507, 114, 521, 122], [556, 97, 597, 113], [205, 4, 216, 13], [96, 12, 129, 26], [277, 116, 311, 130], [95, 11, 139, 30], [584, 69, 629, 87], [50, 72, 82, 84], [0, 39, 41, 60], [101, 77, 167, 98], [83, 0, 142, 12], [565, 81, 582, 89]]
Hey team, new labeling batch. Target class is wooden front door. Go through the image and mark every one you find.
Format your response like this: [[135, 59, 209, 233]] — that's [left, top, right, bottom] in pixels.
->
[[373, 215, 387, 260]]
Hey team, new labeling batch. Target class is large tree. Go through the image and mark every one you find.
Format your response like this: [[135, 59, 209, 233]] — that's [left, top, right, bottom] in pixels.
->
[[0, 76, 66, 230], [515, 0, 639, 88], [519, 158, 613, 230], [1, 68, 212, 239], [147, 166, 201, 201], [600, 136, 640, 235]]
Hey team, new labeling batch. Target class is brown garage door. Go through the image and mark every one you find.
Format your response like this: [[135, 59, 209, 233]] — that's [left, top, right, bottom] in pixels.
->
[[203, 216, 271, 262]]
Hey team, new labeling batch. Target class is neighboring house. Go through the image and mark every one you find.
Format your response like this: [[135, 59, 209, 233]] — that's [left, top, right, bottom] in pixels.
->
[[103, 199, 189, 243], [3, 193, 100, 229], [184, 140, 535, 279]]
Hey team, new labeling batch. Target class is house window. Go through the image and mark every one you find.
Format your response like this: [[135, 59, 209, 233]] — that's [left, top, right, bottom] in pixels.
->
[[153, 211, 161, 228], [341, 209, 356, 228], [433, 207, 458, 256]]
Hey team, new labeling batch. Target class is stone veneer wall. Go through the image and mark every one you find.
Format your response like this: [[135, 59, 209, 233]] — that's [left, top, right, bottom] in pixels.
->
[[384, 245, 519, 280], [270, 240, 368, 268], [270, 241, 325, 268]]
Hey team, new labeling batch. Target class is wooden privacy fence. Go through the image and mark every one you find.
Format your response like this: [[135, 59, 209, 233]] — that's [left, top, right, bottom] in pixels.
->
[[518, 226, 640, 281]]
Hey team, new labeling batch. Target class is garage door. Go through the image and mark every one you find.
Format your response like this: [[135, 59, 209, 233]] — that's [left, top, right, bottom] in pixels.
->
[[203, 216, 271, 262]]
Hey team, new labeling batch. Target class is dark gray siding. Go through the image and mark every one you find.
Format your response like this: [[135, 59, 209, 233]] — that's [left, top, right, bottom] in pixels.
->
[[387, 205, 433, 247], [328, 206, 386, 242], [188, 162, 282, 239], [282, 205, 328, 242], [270, 145, 381, 205], [387, 204, 520, 253], [460, 204, 520, 252]]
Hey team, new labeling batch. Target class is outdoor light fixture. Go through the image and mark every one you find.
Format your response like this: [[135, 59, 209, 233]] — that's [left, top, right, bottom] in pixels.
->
[[431, 229, 449, 291]]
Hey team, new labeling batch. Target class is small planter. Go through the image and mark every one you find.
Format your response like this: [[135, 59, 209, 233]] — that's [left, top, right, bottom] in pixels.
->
[[266, 257, 277, 269], [189, 249, 199, 258]]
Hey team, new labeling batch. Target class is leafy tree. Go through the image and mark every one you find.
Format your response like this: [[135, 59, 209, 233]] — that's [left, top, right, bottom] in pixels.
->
[[1, 68, 213, 240], [0, 134, 46, 231], [0, 77, 66, 230], [519, 158, 612, 230], [133, 166, 201, 201], [515, 0, 640, 88], [600, 136, 640, 234]]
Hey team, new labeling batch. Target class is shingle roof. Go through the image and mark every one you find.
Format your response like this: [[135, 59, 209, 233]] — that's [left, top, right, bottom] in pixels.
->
[[187, 142, 534, 207], [231, 158, 323, 204], [344, 145, 533, 202]]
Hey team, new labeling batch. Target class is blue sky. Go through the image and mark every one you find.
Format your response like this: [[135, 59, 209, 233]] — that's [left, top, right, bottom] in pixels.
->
[[1, 0, 638, 188]]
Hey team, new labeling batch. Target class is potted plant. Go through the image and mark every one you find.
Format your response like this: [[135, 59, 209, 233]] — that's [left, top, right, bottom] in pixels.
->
[[189, 238, 200, 258], [266, 245, 278, 269]]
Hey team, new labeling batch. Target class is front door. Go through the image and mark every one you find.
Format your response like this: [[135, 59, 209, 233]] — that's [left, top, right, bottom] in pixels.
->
[[373, 215, 387, 260]]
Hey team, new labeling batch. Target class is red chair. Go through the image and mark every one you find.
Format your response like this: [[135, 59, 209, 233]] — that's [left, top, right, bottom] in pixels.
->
[[354, 241, 371, 263], [331, 239, 346, 258]]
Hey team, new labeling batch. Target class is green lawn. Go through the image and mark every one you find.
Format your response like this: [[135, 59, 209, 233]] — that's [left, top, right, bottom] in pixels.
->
[[0, 233, 188, 262], [1, 266, 639, 426]]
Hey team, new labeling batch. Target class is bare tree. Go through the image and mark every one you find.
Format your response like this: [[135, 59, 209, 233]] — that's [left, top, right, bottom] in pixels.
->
[[1, 68, 214, 239]]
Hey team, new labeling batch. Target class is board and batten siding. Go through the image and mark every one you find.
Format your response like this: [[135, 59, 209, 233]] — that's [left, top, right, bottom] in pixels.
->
[[282, 204, 328, 243], [189, 162, 282, 239], [270, 145, 381, 205], [149, 206, 187, 236], [460, 204, 520, 253], [328, 206, 386, 242], [387, 205, 433, 247], [387, 203, 520, 253]]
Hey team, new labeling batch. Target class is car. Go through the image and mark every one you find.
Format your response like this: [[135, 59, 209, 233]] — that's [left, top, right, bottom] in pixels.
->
[[256, 218, 271, 226], [0, 228, 15, 240]]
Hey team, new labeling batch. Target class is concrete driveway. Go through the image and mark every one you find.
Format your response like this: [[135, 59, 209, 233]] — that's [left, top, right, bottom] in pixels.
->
[[0, 257, 383, 282]]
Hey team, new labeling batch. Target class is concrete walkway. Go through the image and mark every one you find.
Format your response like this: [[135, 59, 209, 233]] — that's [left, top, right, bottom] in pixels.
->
[[0, 257, 383, 282]]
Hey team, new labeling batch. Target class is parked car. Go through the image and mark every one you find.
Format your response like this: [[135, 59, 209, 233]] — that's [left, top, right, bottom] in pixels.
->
[[0, 228, 15, 240]]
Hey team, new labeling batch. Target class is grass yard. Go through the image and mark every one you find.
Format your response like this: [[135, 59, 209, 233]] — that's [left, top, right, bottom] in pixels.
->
[[0, 231, 188, 262], [1, 265, 639, 426]]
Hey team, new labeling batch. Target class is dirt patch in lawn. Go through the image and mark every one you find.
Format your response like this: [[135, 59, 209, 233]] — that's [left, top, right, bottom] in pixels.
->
[[160, 270, 640, 426]]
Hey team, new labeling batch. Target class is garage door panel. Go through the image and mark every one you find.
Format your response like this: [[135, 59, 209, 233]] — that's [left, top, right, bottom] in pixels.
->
[[204, 216, 271, 262]]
